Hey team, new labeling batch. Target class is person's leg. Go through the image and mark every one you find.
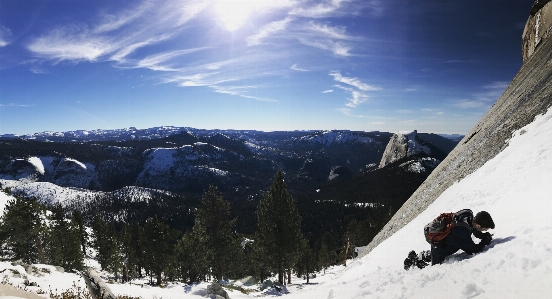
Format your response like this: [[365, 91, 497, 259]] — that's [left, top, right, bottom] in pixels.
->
[[431, 245, 446, 265]]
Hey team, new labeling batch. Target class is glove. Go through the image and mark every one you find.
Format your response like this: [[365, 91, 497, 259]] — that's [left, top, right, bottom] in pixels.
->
[[480, 234, 492, 246], [482, 232, 493, 241]]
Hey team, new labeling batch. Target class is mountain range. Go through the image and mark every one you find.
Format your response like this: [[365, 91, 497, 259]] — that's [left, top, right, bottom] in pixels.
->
[[0, 127, 459, 195], [0, 127, 460, 239]]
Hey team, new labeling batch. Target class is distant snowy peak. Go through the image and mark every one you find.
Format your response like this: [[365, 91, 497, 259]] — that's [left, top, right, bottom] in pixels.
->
[[399, 130, 430, 156], [379, 130, 431, 168], [295, 130, 374, 146], [400, 157, 440, 173], [1, 126, 197, 142]]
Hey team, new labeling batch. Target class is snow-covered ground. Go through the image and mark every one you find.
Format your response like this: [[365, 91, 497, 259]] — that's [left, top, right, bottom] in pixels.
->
[[1, 107, 552, 298]]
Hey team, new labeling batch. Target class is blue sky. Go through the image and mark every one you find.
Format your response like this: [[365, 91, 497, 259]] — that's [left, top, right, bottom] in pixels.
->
[[0, 0, 534, 135]]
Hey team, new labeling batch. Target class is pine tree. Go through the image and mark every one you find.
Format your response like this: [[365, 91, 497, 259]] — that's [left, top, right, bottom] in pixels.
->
[[193, 185, 236, 281], [71, 210, 87, 254], [295, 238, 317, 284], [318, 232, 338, 273], [141, 217, 178, 285], [119, 221, 144, 280], [0, 197, 47, 263], [174, 231, 209, 283], [104, 222, 123, 280], [256, 170, 303, 285], [91, 214, 119, 274], [46, 204, 84, 271]]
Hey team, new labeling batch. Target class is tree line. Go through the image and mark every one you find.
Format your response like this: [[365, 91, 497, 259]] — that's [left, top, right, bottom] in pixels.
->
[[0, 170, 359, 286]]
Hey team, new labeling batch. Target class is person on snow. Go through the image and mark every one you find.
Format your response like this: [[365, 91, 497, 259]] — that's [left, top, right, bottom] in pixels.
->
[[430, 209, 495, 265]]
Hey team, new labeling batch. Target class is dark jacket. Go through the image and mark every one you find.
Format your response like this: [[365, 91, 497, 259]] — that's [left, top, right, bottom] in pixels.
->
[[431, 209, 486, 265]]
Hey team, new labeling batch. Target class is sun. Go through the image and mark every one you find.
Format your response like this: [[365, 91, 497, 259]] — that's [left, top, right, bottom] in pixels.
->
[[213, 0, 259, 31]]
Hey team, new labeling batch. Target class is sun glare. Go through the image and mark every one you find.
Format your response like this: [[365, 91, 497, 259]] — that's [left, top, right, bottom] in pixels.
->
[[213, 0, 259, 31]]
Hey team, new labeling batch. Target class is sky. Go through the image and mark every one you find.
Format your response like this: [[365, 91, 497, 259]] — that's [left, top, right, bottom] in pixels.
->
[[0, 0, 535, 136], [1, 89, 551, 298]]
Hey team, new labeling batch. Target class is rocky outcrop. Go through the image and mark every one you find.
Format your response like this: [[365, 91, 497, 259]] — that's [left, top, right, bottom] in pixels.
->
[[378, 130, 430, 168], [522, 0, 552, 63], [206, 283, 230, 299], [1, 156, 100, 189], [361, 2, 552, 257], [328, 165, 352, 181], [53, 158, 99, 189], [82, 269, 116, 299]]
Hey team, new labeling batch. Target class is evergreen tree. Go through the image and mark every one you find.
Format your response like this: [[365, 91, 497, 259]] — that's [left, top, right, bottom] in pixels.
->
[[91, 214, 119, 274], [295, 238, 317, 284], [317, 232, 338, 272], [0, 197, 46, 263], [104, 221, 123, 280], [71, 210, 87, 254], [46, 204, 84, 271], [256, 170, 303, 285], [249, 233, 269, 282], [141, 217, 178, 285], [174, 231, 209, 283], [193, 185, 236, 281], [120, 221, 144, 280]]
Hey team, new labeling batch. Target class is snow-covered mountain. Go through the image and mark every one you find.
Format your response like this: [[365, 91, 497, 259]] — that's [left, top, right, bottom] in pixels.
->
[[0, 129, 456, 196], [379, 130, 431, 168], [0, 126, 194, 142]]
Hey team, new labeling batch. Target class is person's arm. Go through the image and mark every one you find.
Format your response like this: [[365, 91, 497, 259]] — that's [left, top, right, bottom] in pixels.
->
[[450, 227, 486, 254], [473, 230, 484, 239]]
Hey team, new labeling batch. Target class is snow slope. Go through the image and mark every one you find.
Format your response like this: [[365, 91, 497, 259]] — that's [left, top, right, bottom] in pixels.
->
[[1, 108, 552, 298], [283, 105, 552, 298]]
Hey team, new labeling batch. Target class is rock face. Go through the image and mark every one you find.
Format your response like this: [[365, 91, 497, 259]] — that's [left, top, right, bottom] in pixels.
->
[[361, 2, 552, 257], [3, 156, 100, 189], [523, 0, 552, 63], [379, 130, 430, 168]]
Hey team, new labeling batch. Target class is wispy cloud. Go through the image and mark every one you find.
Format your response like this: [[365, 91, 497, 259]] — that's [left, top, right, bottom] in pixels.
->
[[452, 99, 486, 109], [329, 71, 379, 91], [27, 27, 116, 62], [21, 0, 375, 104], [212, 85, 276, 102], [291, 0, 353, 18], [330, 71, 379, 108], [0, 24, 12, 47], [93, 2, 151, 33], [346, 90, 369, 107], [482, 81, 509, 90], [444, 59, 475, 64], [452, 81, 509, 109], [422, 108, 444, 115], [246, 17, 293, 46], [0, 103, 34, 107], [30, 67, 48, 74], [136, 48, 209, 71], [337, 107, 366, 117], [305, 21, 361, 41], [26, 1, 208, 63], [157, 0, 210, 27], [291, 64, 309, 72], [296, 36, 354, 57], [171, 73, 218, 87], [323, 89, 334, 93], [111, 34, 173, 62]]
